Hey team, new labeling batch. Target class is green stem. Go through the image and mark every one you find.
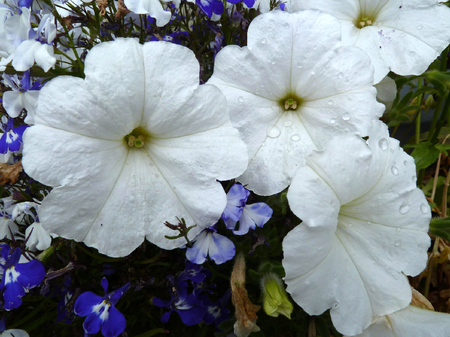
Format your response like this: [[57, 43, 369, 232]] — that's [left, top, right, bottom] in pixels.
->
[[431, 91, 450, 143]]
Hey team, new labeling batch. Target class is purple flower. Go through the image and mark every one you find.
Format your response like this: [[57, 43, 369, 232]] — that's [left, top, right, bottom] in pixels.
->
[[74, 278, 130, 337], [201, 289, 231, 329], [223, 184, 273, 235], [150, 31, 189, 45], [178, 261, 209, 284], [153, 276, 206, 326], [227, 0, 255, 8], [0, 245, 45, 310], [0, 118, 28, 154], [186, 226, 235, 265]]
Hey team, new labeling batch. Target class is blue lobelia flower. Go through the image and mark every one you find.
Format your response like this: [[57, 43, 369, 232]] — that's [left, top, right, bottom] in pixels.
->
[[185, 226, 235, 265], [226, 0, 255, 8], [0, 244, 45, 310], [201, 289, 231, 329], [0, 118, 28, 155], [178, 260, 209, 284], [74, 278, 130, 337], [196, 0, 224, 18], [222, 184, 273, 235], [153, 275, 206, 326]]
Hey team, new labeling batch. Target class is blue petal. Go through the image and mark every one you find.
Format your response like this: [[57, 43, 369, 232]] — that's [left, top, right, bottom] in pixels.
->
[[3, 275, 25, 310], [152, 297, 172, 308], [233, 203, 272, 235], [101, 277, 108, 295], [83, 312, 103, 335], [186, 231, 210, 265], [243, 0, 255, 7], [177, 297, 206, 326], [7, 131, 21, 152], [108, 283, 130, 306], [208, 232, 235, 264], [161, 310, 172, 323], [74, 292, 103, 317], [196, 0, 213, 17], [212, 0, 224, 15], [16, 259, 45, 289], [0, 134, 8, 154], [102, 306, 126, 337], [222, 184, 249, 222]]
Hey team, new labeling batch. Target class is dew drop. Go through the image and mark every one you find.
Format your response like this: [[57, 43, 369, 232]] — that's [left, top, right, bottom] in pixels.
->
[[286, 126, 293, 133], [395, 241, 401, 247], [266, 125, 281, 138], [396, 227, 401, 232], [332, 302, 340, 309], [238, 96, 244, 103], [284, 23, 290, 29], [311, 70, 316, 75], [337, 72, 343, 79], [260, 83, 265, 88], [412, 175, 417, 182], [330, 118, 336, 124], [378, 138, 388, 150], [367, 221, 372, 225], [290, 134, 301, 142], [297, 62, 303, 69], [418, 244, 423, 251], [348, 223, 353, 228], [313, 46, 318, 50], [271, 59, 277, 65], [399, 202, 410, 214], [261, 38, 267, 44], [391, 166, 399, 175], [327, 100, 334, 106], [342, 113, 350, 121], [284, 120, 293, 127], [403, 160, 409, 166], [417, 25, 423, 30], [420, 203, 429, 214]]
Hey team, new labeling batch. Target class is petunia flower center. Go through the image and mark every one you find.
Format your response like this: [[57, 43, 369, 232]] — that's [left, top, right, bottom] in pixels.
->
[[354, 13, 376, 29], [124, 127, 150, 148], [280, 94, 303, 112]]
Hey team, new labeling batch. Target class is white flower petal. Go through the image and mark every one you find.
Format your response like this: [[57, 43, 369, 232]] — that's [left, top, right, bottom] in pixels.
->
[[124, 0, 172, 27], [25, 222, 52, 251], [283, 121, 430, 335], [208, 10, 383, 195], [346, 306, 450, 337]]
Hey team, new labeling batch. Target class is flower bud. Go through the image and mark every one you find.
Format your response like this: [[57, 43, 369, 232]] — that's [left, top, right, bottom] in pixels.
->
[[261, 273, 293, 319]]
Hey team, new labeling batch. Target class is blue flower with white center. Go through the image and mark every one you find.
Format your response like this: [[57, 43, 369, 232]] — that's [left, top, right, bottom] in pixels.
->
[[186, 225, 235, 265], [74, 278, 130, 337], [0, 117, 28, 155], [201, 289, 231, 329], [0, 244, 45, 310], [178, 260, 209, 284], [153, 275, 206, 326], [223, 184, 273, 235], [195, 0, 224, 18]]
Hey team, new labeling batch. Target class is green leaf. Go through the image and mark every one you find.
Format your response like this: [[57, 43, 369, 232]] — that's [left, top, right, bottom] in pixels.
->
[[430, 217, 450, 241], [410, 142, 441, 170]]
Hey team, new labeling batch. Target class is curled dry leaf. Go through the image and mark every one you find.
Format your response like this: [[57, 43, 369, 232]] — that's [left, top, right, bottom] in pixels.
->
[[0, 161, 22, 185], [231, 253, 261, 337], [115, 0, 130, 20], [411, 288, 434, 311]]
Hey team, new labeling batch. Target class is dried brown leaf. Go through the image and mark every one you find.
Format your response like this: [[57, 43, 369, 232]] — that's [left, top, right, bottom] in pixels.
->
[[0, 161, 22, 185]]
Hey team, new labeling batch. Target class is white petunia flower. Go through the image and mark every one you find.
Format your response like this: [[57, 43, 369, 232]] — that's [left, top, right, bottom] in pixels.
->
[[289, 0, 450, 84], [208, 10, 384, 196], [345, 305, 450, 337], [124, 0, 172, 27], [282, 121, 431, 336], [22, 38, 248, 258]]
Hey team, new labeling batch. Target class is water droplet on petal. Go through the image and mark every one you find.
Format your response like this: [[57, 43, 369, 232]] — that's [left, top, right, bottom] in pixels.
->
[[313, 46, 318, 50], [284, 120, 293, 127], [399, 202, 410, 214], [238, 96, 244, 103], [261, 38, 267, 44], [348, 223, 353, 228], [284, 23, 290, 29], [337, 72, 343, 79], [332, 302, 340, 308], [271, 59, 277, 65], [412, 175, 417, 182], [330, 118, 336, 124], [395, 241, 401, 247], [420, 203, 429, 214], [378, 138, 388, 150], [417, 25, 423, 30], [396, 227, 401, 232], [266, 125, 281, 138], [418, 244, 423, 250], [290, 134, 300, 142], [403, 160, 409, 166], [391, 166, 399, 175], [297, 62, 303, 69], [311, 71, 316, 75], [327, 100, 334, 106], [342, 113, 350, 121]]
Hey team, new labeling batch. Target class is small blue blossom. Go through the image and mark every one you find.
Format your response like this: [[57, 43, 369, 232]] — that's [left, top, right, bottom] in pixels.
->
[[74, 278, 130, 337], [201, 289, 231, 329], [178, 260, 208, 284], [153, 275, 206, 326], [186, 226, 235, 265], [223, 184, 273, 235], [196, 0, 224, 18], [0, 245, 45, 310], [150, 31, 189, 45], [0, 117, 28, 155]]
